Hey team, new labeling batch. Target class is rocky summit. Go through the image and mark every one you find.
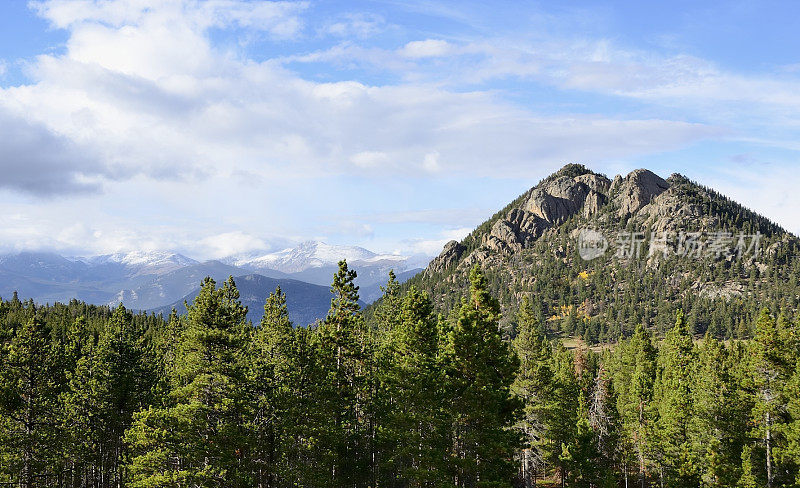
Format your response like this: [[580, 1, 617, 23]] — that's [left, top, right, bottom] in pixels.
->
[[409, 164, 800, 342]]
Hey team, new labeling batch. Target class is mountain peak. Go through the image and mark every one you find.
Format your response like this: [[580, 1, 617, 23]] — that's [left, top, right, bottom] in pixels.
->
[[611, 168, 670, 217], [548, 163, 595, 181], [424, 164, 794, 281], [408, 164, 800, 341], [224, 240, 408, 274], [89, 251, 197, 268]]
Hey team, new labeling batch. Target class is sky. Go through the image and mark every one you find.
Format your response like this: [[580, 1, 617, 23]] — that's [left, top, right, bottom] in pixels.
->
[[0, 0, 799, 259]]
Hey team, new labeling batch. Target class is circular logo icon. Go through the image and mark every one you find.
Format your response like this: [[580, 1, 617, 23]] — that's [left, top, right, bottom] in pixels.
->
[[577, 228, 608, 261]]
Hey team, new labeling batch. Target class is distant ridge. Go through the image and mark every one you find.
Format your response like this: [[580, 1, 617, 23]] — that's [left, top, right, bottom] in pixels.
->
[[0, 241, 426, 322], [153, 273, 342, 326]]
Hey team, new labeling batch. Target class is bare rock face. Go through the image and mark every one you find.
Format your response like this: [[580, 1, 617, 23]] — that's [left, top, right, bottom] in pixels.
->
[[524, 176, 591, 225], [483, 209, 549, 253], [429, 166, 616, 267], [481, 171, 613, 256], [574, 173, 611, 194], [460, 248, 492, 270], [640, 191, 703, 233], [583, 191, 607, 217], [524, 173, 613, 224], [615, 169, 670, 217], [426, 240, 465, 276]]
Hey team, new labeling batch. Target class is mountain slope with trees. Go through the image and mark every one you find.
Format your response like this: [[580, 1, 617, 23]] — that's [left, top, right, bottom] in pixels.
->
[[404, 164, 800, 343]]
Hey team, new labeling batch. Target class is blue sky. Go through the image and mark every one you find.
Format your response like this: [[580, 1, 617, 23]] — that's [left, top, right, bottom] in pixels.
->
[[0, 0, 799, 259]]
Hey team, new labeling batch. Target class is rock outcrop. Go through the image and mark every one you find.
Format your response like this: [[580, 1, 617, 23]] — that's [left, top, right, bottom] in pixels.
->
[[426, 240, 465, 275], [429, 167, 677, 268], [614, 169, 670, 217], [483, 209, 549, 253], [574, 173, 611, 194], [524, 176, 591, 225], [479, 171, 613, 257]]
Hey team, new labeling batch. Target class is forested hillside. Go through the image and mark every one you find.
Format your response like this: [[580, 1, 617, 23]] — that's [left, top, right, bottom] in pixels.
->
[[0, 264, 521, 487], [2, 261, 800, 487], [406, 164, 800, 344]]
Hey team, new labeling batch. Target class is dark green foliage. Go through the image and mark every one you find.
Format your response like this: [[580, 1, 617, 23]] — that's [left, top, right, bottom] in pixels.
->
[[0, 315, 62, 486], [653, 311, 701, 487], [398, 167, 800, 346], [62, 305, 155, 487], [125, 276, 251, 487], [512, 297, 554, 485], [378, 286, 450, 486], [443, 265, 522, 487], [3, 256, 800, 487]]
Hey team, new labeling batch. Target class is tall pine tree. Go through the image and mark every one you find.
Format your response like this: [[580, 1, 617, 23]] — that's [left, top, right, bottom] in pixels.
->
[[443, 265, 521, 487], [125, 276, 250, 487]]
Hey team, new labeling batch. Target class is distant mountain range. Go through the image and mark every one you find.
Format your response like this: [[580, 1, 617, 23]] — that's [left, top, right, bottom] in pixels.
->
[[153, 274, 352, 326], [0, 242, 427, 325]]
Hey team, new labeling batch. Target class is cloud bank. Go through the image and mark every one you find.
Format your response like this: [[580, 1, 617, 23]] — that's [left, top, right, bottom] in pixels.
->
[[0, 0, 796, 256]]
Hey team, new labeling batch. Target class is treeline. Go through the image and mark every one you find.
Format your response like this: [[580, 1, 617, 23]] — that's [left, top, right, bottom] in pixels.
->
[[2, 261, 800, 487], [0, 263, 518, 487], [514, 299, 800, 487]]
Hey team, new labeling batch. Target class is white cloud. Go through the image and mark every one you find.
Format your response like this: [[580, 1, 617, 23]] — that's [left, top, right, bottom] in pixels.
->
[[299, 35, 800, 140], [324, 221, 375, 239], [365, 208, 493, 225], [422, 151, 441, 172], [322, 12, 385, 38], [0, 212, 179, 255], [0, 105, 106, 194], [31, 0, 308, 38], [399, 39, 453, 58], [350, 151, 389, 168], [198, 231, 269, 259], [0, 6, 717, 200], [0, 0, 756, 258], [403, 227, 473, 256]]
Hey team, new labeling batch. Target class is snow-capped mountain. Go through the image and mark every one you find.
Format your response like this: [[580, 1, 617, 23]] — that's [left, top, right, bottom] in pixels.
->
[[0, 252, 90, 283], [225, 241, 407, 274], [222, 241, 428, 301], [85, 251, 197, 275], [0, 242, 430, 321]]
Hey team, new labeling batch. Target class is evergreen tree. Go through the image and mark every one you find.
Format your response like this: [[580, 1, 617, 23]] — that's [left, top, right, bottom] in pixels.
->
[[587, 365, 619, 486], [548, 346, 581, 486], [654, 310, 700, 487], [783, 348, 800, 486], [62, 305, 154, 487], [380, 286, 449, 486], [558, 392, 602, 488], [443, 265, 521, 487], [630, 324, 657, 487], [315, 260, 372, 487], [608, 322, 658, 488], [0, 315, 62, 487], [374, 270, 403, 334], [125, 276, 250, 487], [748, 308, 791, 488], [246, 287, 298, 487], [511, 297, 555, 487]]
